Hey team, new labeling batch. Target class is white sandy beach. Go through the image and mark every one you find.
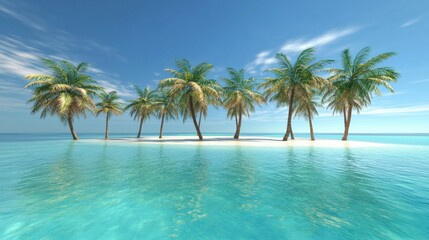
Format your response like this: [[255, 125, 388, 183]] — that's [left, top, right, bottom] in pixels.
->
[[106, 136, 389, 148]]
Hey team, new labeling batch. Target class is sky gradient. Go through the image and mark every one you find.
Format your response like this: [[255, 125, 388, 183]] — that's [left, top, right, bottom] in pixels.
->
[[1, 0, 428, 134]]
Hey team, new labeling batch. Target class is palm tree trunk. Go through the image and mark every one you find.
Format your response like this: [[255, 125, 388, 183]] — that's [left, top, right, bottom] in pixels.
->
[[198, 111, 202, 128], [105, 112, 109, 140], [291, 127, 295, 140], [234, 106, 242, 139], [342, 106, 353, 141], [189, 96, 203, 140], [308, 109, 315, 141], [343, 107, 347, 128], [159, 113, 165, 139], [67, 115, 79, 140], [283, 87, 295, 141], [137, 117, 144, 138], [233, 112, 238, 138]]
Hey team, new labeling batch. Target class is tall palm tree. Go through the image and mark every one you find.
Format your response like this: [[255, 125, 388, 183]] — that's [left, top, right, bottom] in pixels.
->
[[155, 90, 178, 138], [24, 58, 103, 140], [158, 59, 221, 140], [261, 48, 332, 141], [197, 81, 222, 129], [125, 86, 159, 138], [95, 91, 123, 139], [293, 89, 321, 141], [223, 67, 266, 139], [325, 47, 398, 140], [322, 87, 349, 135]]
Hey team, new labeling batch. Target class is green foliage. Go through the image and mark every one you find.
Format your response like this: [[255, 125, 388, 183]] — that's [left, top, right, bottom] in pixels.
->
[[158, 59, 222, 121], [25, 58, 103, 123], [323, 47, 398, 114], [222, 67, 266, 119], [261, 48, 333, 106], [154, 90, 178, 120], [124, 86, 159, 121], [96, 91, 123, 118]]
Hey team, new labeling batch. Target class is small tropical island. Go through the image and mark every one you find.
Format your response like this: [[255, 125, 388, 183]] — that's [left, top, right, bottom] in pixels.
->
[[24, 47, 398, 143]]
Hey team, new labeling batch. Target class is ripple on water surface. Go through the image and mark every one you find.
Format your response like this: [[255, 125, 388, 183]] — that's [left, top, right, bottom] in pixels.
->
[[0, 140, 428, 239]]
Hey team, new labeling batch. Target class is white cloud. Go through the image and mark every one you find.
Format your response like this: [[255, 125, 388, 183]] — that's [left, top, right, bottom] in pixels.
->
[[245, 50, 278, 74], [400, 18, 420, 28], [97, 80, 135, 98], [254, 51, 277, 65], [280, 27, 359, 53], [0, 37, 47, 77], [246, 27, 360, 74]]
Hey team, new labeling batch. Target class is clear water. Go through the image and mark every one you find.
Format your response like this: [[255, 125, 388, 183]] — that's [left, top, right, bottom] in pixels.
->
[[0, 134, 428, 239]]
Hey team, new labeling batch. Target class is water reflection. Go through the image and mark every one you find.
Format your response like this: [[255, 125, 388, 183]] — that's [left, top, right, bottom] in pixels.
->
[[2, 141, 428, 239]]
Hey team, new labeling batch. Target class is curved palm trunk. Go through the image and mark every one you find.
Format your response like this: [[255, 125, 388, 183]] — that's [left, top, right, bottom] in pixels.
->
[[137, 117, 144, 138], [105, 112, 109, 140], [342, 106, 353, 141], [283, 87, 295, 141], [67, 115, 79, 140], [234, 106, 242, 139], [189, 96, 203, 140], [308, 109, 315, 141], [198, 111, 202, 128], [159, 113, 165, 139]]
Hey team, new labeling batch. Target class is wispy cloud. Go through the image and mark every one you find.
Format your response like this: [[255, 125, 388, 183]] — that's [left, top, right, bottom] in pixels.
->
[[0, 95, 28, 111], [1, 1, 125, 62], [0, 36, 47, 77], [245, 27, 360, 74], [0, 0, 130, 100], [0, 1, 46, 31], [400, 18, 420, 28], [360, 105, 429, 115], [317, 104, 429, 117], [97, 79, 136, 98], [280, 27, 359, 53], [249, 101, 429, 123], [0, 36, 134, 100]]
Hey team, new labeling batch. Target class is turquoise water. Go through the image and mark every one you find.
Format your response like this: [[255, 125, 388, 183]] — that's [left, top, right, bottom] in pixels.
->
[[0, 134, 428, 239]]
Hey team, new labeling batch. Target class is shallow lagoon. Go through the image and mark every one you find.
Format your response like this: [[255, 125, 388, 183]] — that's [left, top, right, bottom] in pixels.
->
[[0, 134, 428, 239]]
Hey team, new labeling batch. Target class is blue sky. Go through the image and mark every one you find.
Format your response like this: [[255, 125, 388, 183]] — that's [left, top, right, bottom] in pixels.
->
[[1, 0, 428, 134]]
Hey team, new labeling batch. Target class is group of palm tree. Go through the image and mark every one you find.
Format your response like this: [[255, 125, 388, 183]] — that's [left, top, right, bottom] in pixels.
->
[[24, 47, 398, 141]]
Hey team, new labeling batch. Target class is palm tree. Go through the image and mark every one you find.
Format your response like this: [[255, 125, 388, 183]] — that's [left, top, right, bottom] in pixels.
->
[[197, 81, 222, 129], [293, 89, 321, 141], [223, 68, 266, 139], [155, 90, 178, 138], [322, 87, 349, 135], [261, 48, 332, 141], [325, 47, 398, 141], [125, 86, 159, 138], [158, 59, 221, 140], [24, 58, 103, 140], [95, 91, 123, 139]]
